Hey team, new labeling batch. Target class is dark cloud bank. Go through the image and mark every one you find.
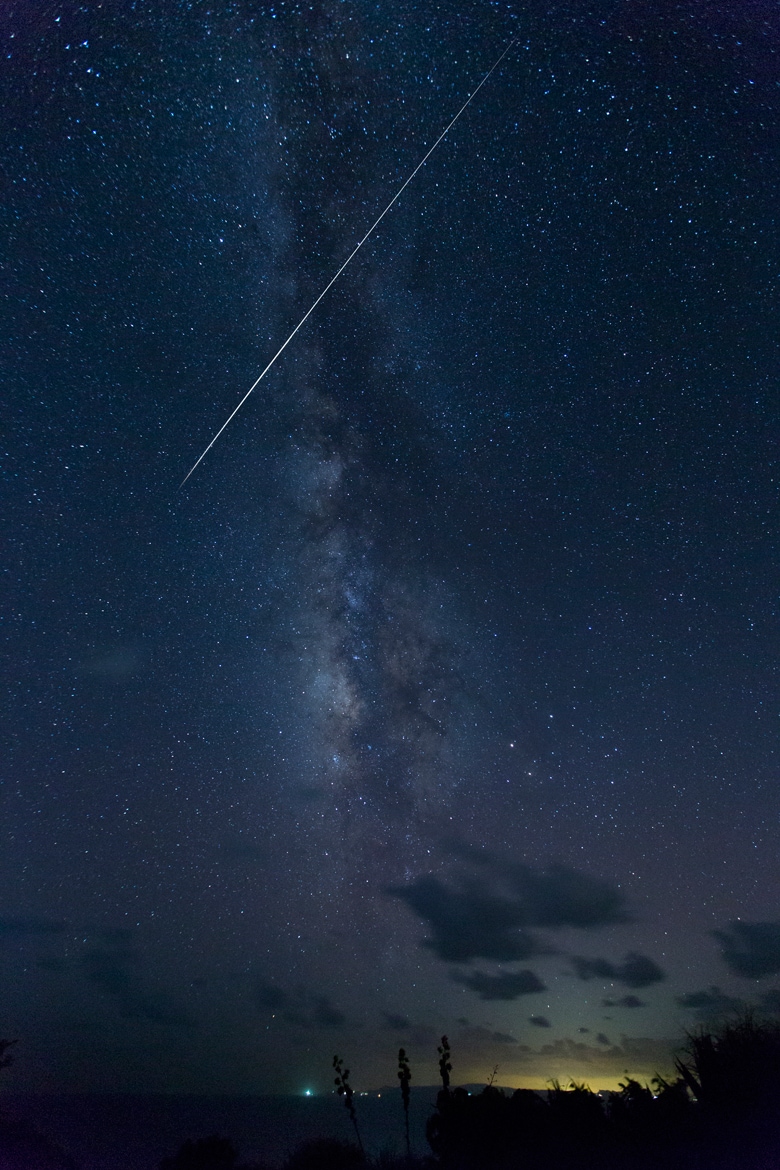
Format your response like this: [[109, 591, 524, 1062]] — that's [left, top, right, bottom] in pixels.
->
[[572, 952, 665, 989], [254, 981, 346, 1029], [389, 852, 665, 1001], [713, 921, 780, 979], [452, 969, 546, 1001], [677, 985, 780, 1022]]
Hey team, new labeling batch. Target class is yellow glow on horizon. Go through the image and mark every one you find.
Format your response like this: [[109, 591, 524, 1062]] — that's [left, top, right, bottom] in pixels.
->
[[494, 1074, 641, 1093], [449, 1061, 677, 1096]]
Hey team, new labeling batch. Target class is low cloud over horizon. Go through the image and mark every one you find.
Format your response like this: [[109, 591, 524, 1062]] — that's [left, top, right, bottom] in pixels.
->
[[713, 922, 780, 979], [389, 850, 664, 1001]]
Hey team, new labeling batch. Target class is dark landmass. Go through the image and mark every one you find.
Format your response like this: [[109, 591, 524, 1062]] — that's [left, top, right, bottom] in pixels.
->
[[3, 1017, 780, 1169]]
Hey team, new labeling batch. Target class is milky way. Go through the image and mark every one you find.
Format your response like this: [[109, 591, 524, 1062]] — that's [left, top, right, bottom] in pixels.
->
[[275, 219, 467, 880]]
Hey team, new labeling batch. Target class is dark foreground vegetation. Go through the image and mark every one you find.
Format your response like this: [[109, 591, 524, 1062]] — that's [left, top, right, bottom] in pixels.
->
[[3, 1016, 780, 1168]]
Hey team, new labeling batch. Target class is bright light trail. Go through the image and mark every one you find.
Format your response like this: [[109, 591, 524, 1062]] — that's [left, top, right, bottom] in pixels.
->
[[181, 37, 517, 486]]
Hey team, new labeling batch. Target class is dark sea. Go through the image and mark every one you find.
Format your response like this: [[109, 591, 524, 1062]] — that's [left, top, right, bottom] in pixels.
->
[[0, 1089, 442, 1169]]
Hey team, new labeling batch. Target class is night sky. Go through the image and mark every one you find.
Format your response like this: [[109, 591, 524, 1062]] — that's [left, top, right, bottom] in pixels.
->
[[4, 0, 779, 1096]]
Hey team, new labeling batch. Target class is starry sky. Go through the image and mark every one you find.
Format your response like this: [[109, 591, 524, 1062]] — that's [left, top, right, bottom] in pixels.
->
[[3, 0, 779, 1096]]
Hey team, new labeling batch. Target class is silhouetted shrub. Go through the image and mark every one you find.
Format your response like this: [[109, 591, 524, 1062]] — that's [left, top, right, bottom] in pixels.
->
[[547, 1078, 608, 1147], [284, 1138, 366, 1170], [423, 1017, 780, 1168], [605, 1074, 694, 1154], [650, 1074, 694, 1145], [676, 1010, 780, 1117], [371, 1152, 426, 1170], [670, 1012, 780, 1167], [0, 1115, 78, 1170], [0, 1040, 78, 1170], [428, 1083, 553, 1169], [506, 1087, 550, 1146], [158, 1133, 266, 1170]]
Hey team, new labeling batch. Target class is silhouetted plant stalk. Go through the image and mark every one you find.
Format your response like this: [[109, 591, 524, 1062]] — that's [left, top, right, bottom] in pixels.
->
[[333, 1054, 364, 1155], [397, 1047, 412, 1160], [437, 1035, 452, 1092]]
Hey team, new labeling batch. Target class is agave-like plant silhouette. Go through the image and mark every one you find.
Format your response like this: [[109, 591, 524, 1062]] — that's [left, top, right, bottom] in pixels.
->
[[397, 1048, 412, 1160], [333, 1054, 364, 1155], [437, 1036, 452, 1092]]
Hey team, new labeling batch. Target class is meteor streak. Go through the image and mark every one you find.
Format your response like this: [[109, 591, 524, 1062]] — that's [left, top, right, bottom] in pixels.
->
[[181, 37, 517, 486]]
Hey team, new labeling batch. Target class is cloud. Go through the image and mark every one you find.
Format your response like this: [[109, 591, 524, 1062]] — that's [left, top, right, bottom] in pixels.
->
[[713, 921, 780, 979], [759, 989, 780, 1015], [254, 982, 289, 1013], [675, 986, 745, 1019], [503, 864, 629, 929], [572, 952, 665, 988], [452, 969, 546, 1001], [36, 956, 67, 974], [389, 875, 537, 962], [389, 860, 628, 964], [677, 985, 780, 1021], [382, 1012, 411, 1030], [254, 980, 346, 1028], [219, 839, 268, 862], [82, 947, 195, 1030], [454, 1023, 527, 1054], [75, 646, 144, 678], [254, 981, 308, 1026], [83, 948, 136, 995], [0, 916, 66, 939], [117, 991, 195, 1027], [407, 1024, 439, 1048], [445, 1026, 678, 1085], [492, 1031, 519, 1045], [529, 1015, 551, 1028], [526, 1034, 676, 1079], [313, 997, 346, 1028], [602, 995, 645, 1008], [98, 928, 134, 945]]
